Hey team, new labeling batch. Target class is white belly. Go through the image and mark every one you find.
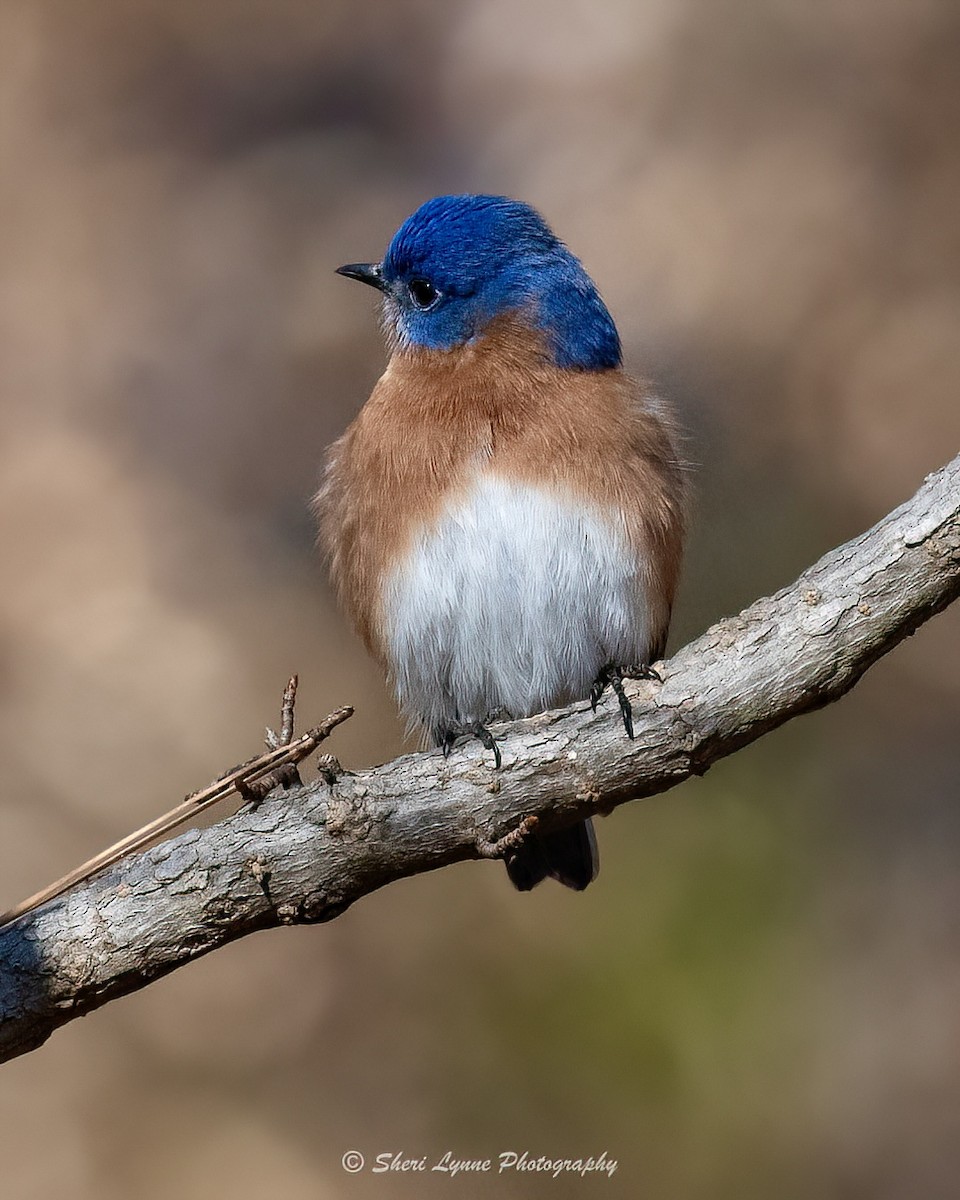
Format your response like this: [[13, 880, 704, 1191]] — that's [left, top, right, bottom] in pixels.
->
[[382, 474, 653, 738]]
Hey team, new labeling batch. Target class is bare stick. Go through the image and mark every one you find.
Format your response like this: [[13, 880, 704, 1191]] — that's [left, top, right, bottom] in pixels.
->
[[0, 455, 957, 1065]]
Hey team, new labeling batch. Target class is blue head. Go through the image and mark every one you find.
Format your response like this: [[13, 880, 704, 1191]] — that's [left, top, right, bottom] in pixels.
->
[[336, 194, 621, 371]]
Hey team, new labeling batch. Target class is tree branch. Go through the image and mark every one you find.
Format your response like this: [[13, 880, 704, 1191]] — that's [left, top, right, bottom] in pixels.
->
[[2, 457, 958, 1064]]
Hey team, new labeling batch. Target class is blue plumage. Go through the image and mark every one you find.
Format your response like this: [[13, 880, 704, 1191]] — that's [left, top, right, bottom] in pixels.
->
[[379, 194, 622, 370]]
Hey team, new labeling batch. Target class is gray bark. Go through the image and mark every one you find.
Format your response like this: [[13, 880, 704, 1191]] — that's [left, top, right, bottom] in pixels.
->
[[1, 456, 958, 1065]]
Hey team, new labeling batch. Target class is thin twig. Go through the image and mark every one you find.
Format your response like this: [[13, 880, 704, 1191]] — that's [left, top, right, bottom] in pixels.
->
[[0, 702, 353, 926], [265, 674, 298, 750], [475, 815, 540, 859]]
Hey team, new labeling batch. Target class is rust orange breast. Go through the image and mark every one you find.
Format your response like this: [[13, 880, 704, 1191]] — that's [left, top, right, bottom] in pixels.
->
[[314, 314, 686, 664]]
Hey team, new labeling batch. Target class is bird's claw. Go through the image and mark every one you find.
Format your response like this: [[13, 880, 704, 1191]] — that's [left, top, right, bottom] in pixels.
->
[[439, 721, 502, 769], [623, 663, 661, 683], [591, 662, 661, 740]]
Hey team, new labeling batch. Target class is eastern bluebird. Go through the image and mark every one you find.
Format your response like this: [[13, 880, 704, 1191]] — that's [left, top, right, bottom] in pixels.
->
[[315, 195, 686, 891]]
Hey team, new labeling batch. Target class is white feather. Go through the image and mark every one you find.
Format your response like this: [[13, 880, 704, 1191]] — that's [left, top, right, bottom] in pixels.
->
[[382, 473, 654, 736]]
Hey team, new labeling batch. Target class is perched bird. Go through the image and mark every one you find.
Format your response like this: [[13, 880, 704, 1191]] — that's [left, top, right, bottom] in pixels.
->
[[315, 194, 686, 891]]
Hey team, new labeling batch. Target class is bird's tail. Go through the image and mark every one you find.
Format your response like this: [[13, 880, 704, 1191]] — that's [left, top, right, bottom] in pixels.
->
[[504, 818, 599, 891]]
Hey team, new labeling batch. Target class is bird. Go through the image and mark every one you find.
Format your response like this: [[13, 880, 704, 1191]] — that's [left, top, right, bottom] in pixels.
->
[[314, 194, 686, 891]]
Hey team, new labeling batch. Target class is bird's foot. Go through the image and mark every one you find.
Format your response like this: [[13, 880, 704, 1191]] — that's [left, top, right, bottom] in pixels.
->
[[437, 720, 502, 769], [590, 663, 661, 740]]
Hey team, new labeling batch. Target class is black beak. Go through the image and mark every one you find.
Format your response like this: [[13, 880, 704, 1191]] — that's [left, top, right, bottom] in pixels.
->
[[336, 262, 387, 291]]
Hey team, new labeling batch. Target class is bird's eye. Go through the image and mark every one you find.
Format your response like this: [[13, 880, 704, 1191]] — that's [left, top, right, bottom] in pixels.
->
[[407, 278, 440, 309]]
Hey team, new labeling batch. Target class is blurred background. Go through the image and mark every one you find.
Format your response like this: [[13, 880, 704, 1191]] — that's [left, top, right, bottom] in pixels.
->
[[0, 0, 958, 1196]]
